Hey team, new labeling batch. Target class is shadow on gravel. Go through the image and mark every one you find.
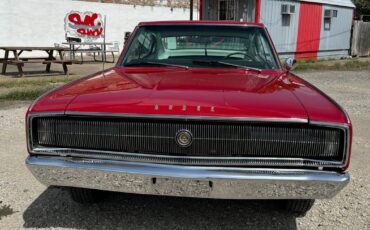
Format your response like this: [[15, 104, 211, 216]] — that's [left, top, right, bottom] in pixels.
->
[[23, 187, 298, 229]]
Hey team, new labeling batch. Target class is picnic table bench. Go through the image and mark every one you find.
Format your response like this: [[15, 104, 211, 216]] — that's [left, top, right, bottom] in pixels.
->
[[62, 42, 115, 63], [0, 46, 72, 77]]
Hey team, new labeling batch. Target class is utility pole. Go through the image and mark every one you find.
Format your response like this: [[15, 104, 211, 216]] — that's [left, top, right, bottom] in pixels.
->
[[190, 0, 193, 20]]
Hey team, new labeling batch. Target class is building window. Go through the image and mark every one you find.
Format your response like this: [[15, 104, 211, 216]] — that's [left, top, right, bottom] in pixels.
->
[[323, 9, 337, 31], [290, 5, 296, 14], [282, 15, 291, 26], [333, 10, 338, 17], [324, 17, 331, 30], [218, 0, 237, 21], [281, 4, 295, 27]]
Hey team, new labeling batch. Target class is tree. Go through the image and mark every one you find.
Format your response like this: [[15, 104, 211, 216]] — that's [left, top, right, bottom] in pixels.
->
[[352, 0, 370, 18]]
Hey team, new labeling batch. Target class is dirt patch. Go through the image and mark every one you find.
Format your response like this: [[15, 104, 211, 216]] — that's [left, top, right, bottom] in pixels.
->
[[0, 100, 31, 110]]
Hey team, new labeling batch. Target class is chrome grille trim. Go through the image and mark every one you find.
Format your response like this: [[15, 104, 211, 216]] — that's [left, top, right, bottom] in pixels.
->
[[35, 118, 342, 158], [27, 112, 349, 168], [32, 147, 345, 167]]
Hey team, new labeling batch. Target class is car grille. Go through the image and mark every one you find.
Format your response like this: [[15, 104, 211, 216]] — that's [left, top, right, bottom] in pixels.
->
[[31, 116, 345, 163]]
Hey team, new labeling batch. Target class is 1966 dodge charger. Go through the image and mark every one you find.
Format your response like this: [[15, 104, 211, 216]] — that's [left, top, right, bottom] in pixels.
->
[[26, 21, 351, 216]]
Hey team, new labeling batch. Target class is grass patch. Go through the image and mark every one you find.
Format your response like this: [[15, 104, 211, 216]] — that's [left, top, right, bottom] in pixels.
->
[[0, 75, 80, 101], [0, 76, 79, 88], [294, 62, 328, 71], [343, 59, 369, 69], [0, 85, 55, 100], [294, 59, 370, 72]]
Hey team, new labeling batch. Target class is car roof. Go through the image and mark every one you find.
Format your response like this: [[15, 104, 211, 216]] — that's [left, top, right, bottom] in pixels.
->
[[138, 20, 264, 27]]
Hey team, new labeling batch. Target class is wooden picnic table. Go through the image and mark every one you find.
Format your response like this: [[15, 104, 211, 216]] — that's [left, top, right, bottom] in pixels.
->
[[0, 46, 72, 77], [62, 42, 113, 63]]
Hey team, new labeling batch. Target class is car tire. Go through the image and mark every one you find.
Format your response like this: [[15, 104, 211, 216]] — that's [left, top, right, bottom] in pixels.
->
[[69, 187, 103, 204], [283, 199, 315, 217]]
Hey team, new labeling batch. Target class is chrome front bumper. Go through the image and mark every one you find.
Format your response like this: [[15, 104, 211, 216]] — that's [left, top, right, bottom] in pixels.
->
[[26, 156, 349, 200]]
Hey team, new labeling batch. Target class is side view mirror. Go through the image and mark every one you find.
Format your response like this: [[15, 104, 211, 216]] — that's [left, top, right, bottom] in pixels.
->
[[124, 32, 132, 44], [284, 57, 297, 72]]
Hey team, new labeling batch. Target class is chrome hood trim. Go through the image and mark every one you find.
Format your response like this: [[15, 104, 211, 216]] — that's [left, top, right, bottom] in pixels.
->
[[33, 111, 309, 123], [31, 147, 346, 168]]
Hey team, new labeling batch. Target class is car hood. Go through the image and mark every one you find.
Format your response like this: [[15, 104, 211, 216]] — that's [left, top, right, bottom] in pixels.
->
[[29, 67, 312, 121]]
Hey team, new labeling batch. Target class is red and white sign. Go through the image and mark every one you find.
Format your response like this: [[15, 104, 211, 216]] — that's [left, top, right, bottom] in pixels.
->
[[64, 11, 104, 39]]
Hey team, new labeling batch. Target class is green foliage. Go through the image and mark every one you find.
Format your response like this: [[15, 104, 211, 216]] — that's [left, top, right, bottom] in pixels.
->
[[334, 62, 342, 69], [294, 59, 370, 72], [0, 76, 78, 88], [353, 0, 370, 18], [0, 86, 55, 100], [0, 76, 79, 101]]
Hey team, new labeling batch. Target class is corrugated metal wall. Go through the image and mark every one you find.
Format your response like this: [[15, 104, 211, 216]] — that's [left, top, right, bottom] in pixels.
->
[[202, 0, 256, 21], [200, 0, 354, 59], [318, 5, 353, 58], [260, 0, 300, 56], [295, 2, 322, 59], [260, 0, 353, 59]]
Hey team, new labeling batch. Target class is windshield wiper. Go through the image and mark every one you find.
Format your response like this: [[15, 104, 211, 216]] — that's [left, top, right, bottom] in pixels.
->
[[192, 60, 261, 73], [124, 61, 189, 69]]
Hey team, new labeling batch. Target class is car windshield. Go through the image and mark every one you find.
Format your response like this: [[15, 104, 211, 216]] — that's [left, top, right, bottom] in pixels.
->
[[120, 25, 280, 70]]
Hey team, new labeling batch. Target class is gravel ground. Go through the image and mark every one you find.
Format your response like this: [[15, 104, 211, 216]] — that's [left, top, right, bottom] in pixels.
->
[[0, 70, 369, 229]]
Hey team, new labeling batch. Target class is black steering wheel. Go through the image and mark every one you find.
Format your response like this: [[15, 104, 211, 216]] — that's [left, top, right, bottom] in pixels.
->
[[223, 52, 255, 61]]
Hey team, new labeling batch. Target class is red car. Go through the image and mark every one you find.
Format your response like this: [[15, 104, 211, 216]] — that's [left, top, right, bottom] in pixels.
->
[[26, 21, 351, 216]]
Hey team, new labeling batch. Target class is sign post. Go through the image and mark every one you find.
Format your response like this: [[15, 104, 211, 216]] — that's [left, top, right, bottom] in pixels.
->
[[103, 15, 107, 67], [190, 0, 194, 20]]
